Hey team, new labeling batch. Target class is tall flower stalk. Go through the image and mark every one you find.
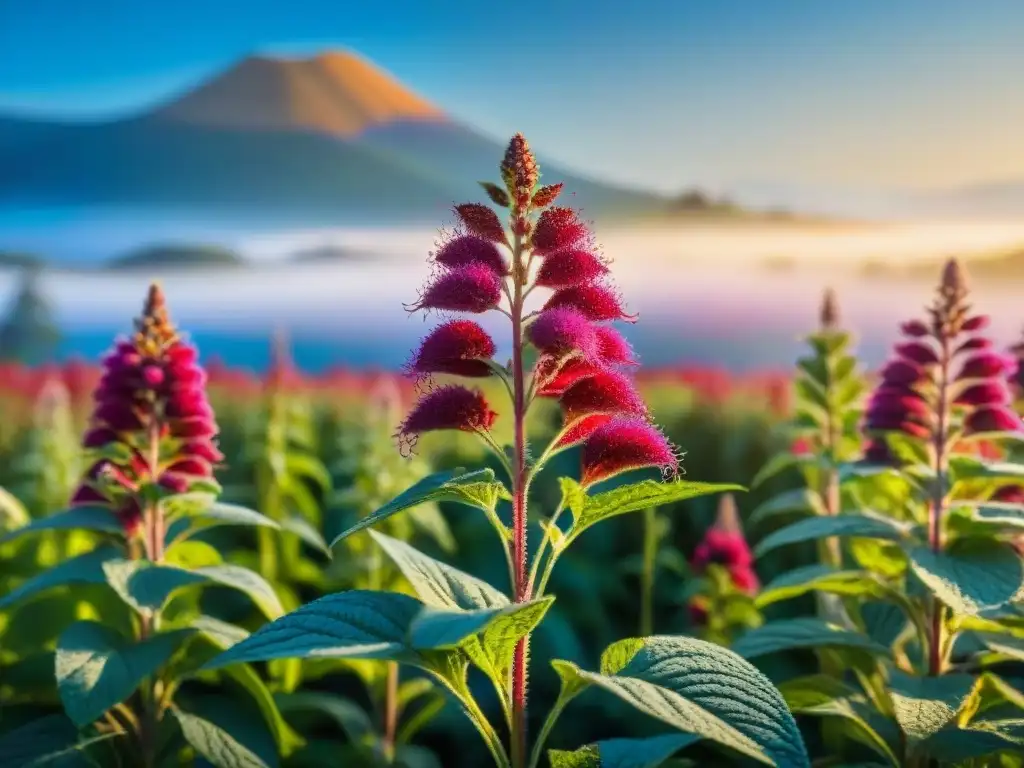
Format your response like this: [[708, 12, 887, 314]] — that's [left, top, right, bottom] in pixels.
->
[[208, 136, 804, 768]]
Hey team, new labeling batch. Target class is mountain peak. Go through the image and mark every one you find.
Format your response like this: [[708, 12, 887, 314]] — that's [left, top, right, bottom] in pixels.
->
[[151, 50, 445, 137]]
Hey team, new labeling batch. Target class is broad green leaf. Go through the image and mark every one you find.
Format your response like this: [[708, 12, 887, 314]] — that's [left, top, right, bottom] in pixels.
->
[[0, 545, 120, 610], [281, 515, 330, 556], [329, 469, 504, 548], [949, 457, 1024, 484], [908, 542, 1024, 616], [556, 635, 811, 767], [756, 565, 885, 609], [0, 506, 123, 545], [55, 621, 192, 727], [920, 721, 1024, 761], [407, 599, 552, 653], [274, 691, 374, 743], [102, 559, 283, 619], [753, 514, 911, 559], [368, 530, 507, 610], [202, 590, 424, 669], [407, 503, 457, 553], [173, 705, 274, 768], [548, 734, 700, 768], [0, 713, 121, 767], [779, 675, 899, 766], [179, 500, 281, 531], [571, 480, 744, 539], [748, 488, 825, 528], [888, 671, 975, 745], [732, 618, 890, 660], [0, 485, 30, 529]]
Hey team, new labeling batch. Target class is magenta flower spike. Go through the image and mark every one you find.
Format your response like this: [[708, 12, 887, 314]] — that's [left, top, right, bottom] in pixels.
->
[[70, 284, 220, 555], [404, 319, 497, 379]]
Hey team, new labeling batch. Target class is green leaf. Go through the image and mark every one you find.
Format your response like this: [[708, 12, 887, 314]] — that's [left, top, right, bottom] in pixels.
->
[[329, 469, 504, 548], [751, 453, 808, 489], [732, 618, 890, 660], [102, 559, 283, 619], [274, 691, 374, 743], [176, 499, 281, 531], [888, 671, 976, 746], [55, 621, 192, 727], [908, 541, 1024, 616], [556, 635, 811, 767], [548, 734, 700, 768], [173, 705, 275, 768], [0, 713, 121, 767], [755, 566, 886, 609], [0, 506, 124, 545], [921, 721, 1024, 761], [368, 530, 507, 610], [284, 453, 332, 492], [0, 485, 30, 529], [753, 514, 912, 559], [0, 545, 120, 610], [571, 480, 744, 540], [281, 515, 330, 557], [201, 590, 425, 669], [407, 599, 552, 653], [748, 488, 825, 528]]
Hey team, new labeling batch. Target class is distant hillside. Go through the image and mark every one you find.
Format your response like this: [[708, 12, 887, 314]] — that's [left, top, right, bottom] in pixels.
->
[[107, 244, 246, 270], [861, 245, 1024, 282], [0, 252, 45, 269]]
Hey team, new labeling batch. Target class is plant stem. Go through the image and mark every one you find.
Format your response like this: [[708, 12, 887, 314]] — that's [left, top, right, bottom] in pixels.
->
[[509, 232, 530, 768], [381, 662, 399, 763], [928, 335, 952, 677], [139, 421, 165, 768], [640, 506, 657, 636]]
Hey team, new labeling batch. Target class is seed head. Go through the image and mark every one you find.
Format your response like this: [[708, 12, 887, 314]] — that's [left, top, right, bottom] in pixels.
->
[[500, 132, 539, 208], [534, 248, 609, 289], [579, 416, 678, 488], [397, 385, 497, 455], [531, 207, 590, 255], [532, 183, 564, 209], [434, 234, 508, 275], [454, 203, 508, 245], [527, 307, 600, 360], [559, 369, 648, 426], [543, 283, 637, 323], [408, 263, 503, 314], [405, 320, 497, 379]]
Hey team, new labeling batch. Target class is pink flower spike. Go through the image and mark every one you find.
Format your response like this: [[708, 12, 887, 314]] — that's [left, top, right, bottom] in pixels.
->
[[531, 207, 590, 255], [534, 248, 608, 289], [559, 370, 648, 426], [895, 341, 938, 366], [405, 320, 497, 379], [955, 381, 1012, 408], [580, 416, 678, 487], [543, 284, 637, 323], [956, 337, 991, 354], [958, 352, 1017, 381], [527, 308, 600, 359], [900, 320, 930, 338], [409, 263, 503, 314], [535, 357, 603, 397], [964, 405, 1023, 436], [554, 413, 614, 449], [692, 529, 754, 572], [434, 234, 508, 276], [880, 359, 924, 386], [595, 325, 637, 365], [397, 385, 497, 446]]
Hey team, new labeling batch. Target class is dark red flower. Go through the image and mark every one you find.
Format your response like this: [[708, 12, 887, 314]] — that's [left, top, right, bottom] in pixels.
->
[[955, 381, 1012, 408], [527, 308, 600, 359], [956, 337, 991, 354], [164, 457, 214, 477], [958, 352, 1017, 381], [405, 320, 497, 379], [409, 264, 503, 314], [434, 234, 508, 276], [70, 485, 107, 506], [900, 320, 930, 337], [398, 385, 497, 442], [170, 416, 217, 439], [559, 370, 648, 426], [594, 326, 637, 366], [535, 357, 602, 397], [993, 485, 1024, 504], [554, 413, 614, 449], [730, 565, 761, 594], [964, 405, 1023, 436], [692, 529, 754, 572], [543, 283, 637, 323], [580, 416, 677, 487], [895, 342, 938, 366], [862, 438, 899, 466], [454, 203, 508, 245], [880, 359, 925, 386], [180, 439, 224, 465], [531, 207, 590, 255], [534, 248, 608, 289], [962, 315, 990, 331]]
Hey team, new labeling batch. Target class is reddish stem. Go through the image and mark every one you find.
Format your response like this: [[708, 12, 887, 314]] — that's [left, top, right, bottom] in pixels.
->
[[928, 336, 951, 676], [510, 234, 530, 768]]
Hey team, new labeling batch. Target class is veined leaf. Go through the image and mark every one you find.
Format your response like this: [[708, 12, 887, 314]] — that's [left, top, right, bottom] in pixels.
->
[[732, 618, 890, 660], [0, 713, 120, 767], [888, 671, 976, 746], [751, 453, 813, 489], [0, 506, 124, 545], [102, 559, 283, 619], [753, 514, 912, 559], [908, 542, 1024, 616], [177, 499, 281, 531], [0, 545, 121, 610], [173, 703, 275, 768], [408, 599, 552, 653], [921, 722, 1024, 762], [329, 469, 505, 548], [55, 621, 193, 727], [281, 515, 330, 557], [748, 488, 825, 528], [756, 565, 885, 609], [548, 734, 700, 768], [555, 635, 811, 767], [571, 480, 744, 540]]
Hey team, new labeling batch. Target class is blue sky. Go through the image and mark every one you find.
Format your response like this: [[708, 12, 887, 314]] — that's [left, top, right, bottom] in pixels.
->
[[1, 0, 1021, 193]]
